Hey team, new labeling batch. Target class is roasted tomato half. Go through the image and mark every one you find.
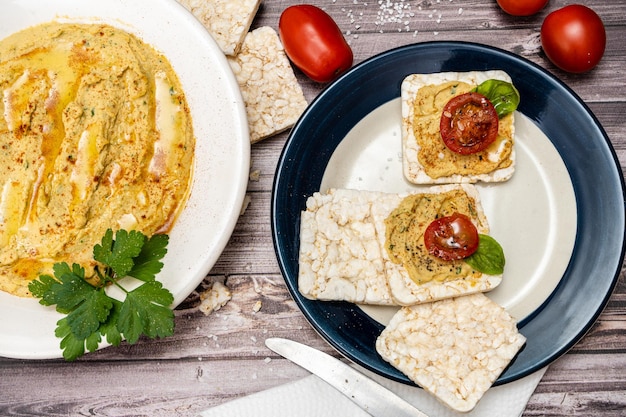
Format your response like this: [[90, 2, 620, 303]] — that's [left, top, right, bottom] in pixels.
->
[[440, 92, 499, 155], [424, 213, 480, 261]]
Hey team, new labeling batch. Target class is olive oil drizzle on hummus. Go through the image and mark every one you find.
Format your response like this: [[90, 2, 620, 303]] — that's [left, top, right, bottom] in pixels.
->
[[413, 81, 514, 179], [0, 23, 194, 297], [384, 190, 483, 285]]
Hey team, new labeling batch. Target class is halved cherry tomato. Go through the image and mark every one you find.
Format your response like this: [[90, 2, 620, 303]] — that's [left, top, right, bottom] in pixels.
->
[[540, 5, 606, 73], [424, 213, 480, 261], [279, 5, 353, 83], [496, 0, 548, 16], [439, 92, 499, 155]]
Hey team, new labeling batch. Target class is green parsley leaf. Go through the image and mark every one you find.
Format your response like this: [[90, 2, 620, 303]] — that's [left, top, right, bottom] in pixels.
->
[[99, 299, 124, 347], [47, 264, 92, 314], [93, 229, 145, 278], [28, 229, 174, 361], [118, 281, 174, 344], [465, 234, 506, 275], [55, 318, 88, 361], [84, 330, 103, 354], [28, 274, 58, 304], [64, 286, 112, 339], [127, 234, 168, 282]]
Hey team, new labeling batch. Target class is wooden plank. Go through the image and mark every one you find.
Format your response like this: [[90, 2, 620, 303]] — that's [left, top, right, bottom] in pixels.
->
[[1, 358, 310, 416], [1, 0, 625, 416]]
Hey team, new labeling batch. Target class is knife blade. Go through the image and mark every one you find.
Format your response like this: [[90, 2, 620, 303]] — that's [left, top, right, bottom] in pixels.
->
[[265, 337, 429, 417]]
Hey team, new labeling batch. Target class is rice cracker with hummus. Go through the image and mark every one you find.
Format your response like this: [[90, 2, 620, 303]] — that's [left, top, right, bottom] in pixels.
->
[[0, 22, 195, 297], [298, 184, 504, 306], [402, 70, 518, 184]]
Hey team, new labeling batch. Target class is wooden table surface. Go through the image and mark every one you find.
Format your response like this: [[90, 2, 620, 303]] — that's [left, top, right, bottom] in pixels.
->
[[2, 0, 626, 416]]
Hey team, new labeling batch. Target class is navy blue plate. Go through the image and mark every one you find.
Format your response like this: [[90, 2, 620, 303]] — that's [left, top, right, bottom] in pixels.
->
[[271, 42, 626, 385]]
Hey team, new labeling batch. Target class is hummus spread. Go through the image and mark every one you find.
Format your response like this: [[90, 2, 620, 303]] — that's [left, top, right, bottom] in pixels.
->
[[413, 81, 514, 179], [384, 189, 483, 285], [0, 22, 195, 297]]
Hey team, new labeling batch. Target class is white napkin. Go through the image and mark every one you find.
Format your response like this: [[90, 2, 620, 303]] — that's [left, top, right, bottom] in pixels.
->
[[199, 364, 547, 417]]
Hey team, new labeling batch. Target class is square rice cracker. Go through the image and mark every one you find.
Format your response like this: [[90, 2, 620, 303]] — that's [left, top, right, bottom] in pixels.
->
[[177, 0, 261, 56], [376, 293, 526, 412], [298, 188, 402, 306], [402, 70, 516, 184], [298, 185, 502, 306], [228, 27, 308, 143]]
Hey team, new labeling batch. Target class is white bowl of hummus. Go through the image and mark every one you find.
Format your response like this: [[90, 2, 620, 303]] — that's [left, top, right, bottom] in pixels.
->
[[0, 0, 250, 358]]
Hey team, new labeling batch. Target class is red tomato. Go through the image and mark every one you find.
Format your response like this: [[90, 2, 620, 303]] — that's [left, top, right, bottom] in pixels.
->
[[439, 92, 499, 155], [424, 213, 480, 261], [279, 5, 353, 83], [496, 0, 548, 16], [540, 5, 606, 73]]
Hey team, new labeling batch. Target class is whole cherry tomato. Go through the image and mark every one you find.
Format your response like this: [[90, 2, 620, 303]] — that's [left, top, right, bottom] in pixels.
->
[[279, 4, 353, 83], [540, 5, 606, 73], [424, 213, 480, 261], [496, 0, 548, 16], [439, 92, 499, 155]]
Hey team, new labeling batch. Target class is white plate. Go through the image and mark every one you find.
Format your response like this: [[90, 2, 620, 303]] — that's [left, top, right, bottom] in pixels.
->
[[321, 100, 577, 323], [0, 0, 250, 359]]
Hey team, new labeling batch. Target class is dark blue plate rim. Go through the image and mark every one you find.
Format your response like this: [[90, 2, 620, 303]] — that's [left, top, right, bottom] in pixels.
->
[[271, 41, 626, 385]]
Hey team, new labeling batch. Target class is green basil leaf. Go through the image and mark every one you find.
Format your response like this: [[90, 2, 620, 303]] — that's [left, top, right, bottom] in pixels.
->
[[465, 234, 505, 275], [472, 79, 520, 119]]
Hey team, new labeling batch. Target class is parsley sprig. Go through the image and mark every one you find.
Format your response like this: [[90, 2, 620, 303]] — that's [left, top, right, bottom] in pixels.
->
[[28, 229, 174, 361]]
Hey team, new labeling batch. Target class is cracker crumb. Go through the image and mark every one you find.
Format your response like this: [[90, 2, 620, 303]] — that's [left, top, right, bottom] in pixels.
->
[[240, 194, 252, 215], [252, 300, 262, 313], [249, 169, 261, 181], [198, 280, 232, 316]]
